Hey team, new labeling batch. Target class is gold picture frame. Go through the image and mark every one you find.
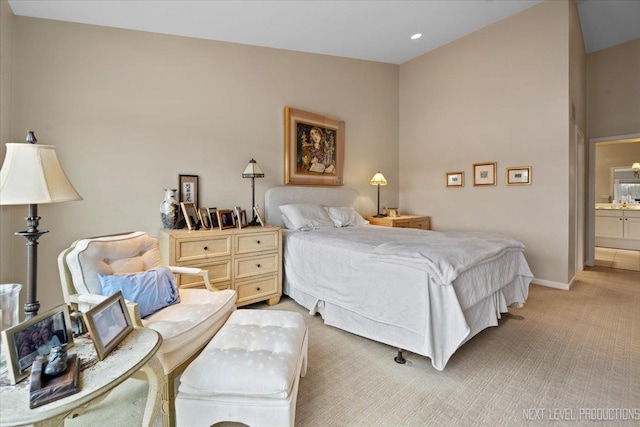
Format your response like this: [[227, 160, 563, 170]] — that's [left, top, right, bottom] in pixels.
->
[[285, 106, 345, 186], [217, 209, 235, 230], [181, 202, 199, 230], [446, 171, 464, 187], [473, 162, 497, 186], [506, 166, 532, 185], [1, 304, 74, 384], [198, 207, 212, 229], [82, 291, 133, 361]]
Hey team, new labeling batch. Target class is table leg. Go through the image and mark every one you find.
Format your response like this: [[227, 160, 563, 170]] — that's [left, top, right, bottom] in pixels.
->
[[139, 355, 166, 427]]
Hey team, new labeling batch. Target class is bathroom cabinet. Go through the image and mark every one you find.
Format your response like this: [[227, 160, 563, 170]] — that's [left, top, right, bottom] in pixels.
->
[[595, 209, 640, 250]]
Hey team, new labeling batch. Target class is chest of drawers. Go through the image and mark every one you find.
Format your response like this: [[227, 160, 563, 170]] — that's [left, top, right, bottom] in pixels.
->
[[159, 226, 282, 306]]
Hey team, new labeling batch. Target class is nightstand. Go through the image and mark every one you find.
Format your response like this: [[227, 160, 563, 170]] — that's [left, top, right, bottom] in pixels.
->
[[367, 215, 430, 230]]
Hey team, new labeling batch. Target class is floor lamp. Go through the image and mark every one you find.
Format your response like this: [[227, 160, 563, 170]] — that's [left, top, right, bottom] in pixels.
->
[[0, 131, 82, 318], [370, 171, 388, 217], [242, 158, 264, 226]]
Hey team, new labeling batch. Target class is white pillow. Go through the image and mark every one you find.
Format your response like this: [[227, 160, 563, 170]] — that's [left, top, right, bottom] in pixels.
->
[[326, 206, 369, 227], [279, 204, 335, 231]]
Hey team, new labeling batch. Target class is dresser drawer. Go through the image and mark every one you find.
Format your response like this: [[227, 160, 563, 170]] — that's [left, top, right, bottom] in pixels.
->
[[235, 231, 279, 255], [393, 220, 411, 228], [176, 260, 232, 289], [236, 275, 279, 305], [411, 218, 430, 230], [175, 236, 231, 262], [235, 253, 279, 280]]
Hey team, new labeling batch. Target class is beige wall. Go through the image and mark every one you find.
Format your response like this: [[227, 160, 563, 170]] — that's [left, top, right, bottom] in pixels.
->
[[587, 38, 640, 139], [4, 17, 399, 312], [399, 0, 572, 285], [1, 0, 15, 285]]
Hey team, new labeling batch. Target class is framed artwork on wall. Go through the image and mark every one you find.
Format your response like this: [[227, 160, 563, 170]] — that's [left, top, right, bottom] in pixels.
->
[[284, 106, 345, 186], [446, 171, 464, 187], [506, 166, 532, 185], [179, 174, 199, 208], [473, 162, 497, 186]]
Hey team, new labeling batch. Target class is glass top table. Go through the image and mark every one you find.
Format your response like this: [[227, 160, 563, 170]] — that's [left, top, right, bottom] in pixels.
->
[[0, 327, 163, 427]]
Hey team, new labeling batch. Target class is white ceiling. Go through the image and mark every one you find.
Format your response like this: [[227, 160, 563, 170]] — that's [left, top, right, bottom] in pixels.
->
[[7, 0, 640, 64]]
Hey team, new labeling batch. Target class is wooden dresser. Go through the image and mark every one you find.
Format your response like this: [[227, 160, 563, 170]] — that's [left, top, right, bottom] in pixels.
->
[[367, 215, 430, 230], [159, 226, 282, 307]]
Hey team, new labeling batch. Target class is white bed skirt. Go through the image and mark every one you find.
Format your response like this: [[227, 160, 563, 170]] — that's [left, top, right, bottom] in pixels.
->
[[284, 273, 530, 370]]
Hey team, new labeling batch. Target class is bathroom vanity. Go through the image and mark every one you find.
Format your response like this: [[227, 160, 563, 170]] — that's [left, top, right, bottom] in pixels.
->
[[595, 204, 640, 250]]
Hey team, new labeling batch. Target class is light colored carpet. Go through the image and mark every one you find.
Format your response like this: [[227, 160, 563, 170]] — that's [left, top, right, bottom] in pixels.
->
[[66, 266, 639, 426]]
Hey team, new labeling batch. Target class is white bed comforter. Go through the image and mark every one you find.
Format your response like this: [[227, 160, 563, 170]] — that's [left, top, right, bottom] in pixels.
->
[[283, 225, 533, 370]]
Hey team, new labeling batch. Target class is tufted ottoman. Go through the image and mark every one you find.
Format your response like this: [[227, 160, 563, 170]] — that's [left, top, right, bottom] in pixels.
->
[[175, 309, 308, 427]]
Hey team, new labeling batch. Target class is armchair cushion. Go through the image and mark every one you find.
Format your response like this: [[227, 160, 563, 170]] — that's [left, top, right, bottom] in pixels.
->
[[98, 267, 181, 317]]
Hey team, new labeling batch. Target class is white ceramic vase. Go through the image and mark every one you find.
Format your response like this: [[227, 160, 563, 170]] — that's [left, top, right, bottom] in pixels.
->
[[160, 189, 179, 229]]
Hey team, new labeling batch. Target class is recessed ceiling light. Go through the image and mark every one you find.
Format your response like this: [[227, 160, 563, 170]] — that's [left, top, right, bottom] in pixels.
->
[[410, 33, 422, 40]]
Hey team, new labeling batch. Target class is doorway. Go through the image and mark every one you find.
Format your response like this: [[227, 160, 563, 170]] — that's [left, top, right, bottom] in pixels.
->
[[587, 134, 640, 270]]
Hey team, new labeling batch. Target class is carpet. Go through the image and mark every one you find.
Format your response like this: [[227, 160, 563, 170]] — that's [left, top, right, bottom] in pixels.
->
[[65, 266, 640, 426]]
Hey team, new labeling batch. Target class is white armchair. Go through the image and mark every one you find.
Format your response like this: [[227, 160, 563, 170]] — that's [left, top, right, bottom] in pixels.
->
[[58, 231, 237, 427]]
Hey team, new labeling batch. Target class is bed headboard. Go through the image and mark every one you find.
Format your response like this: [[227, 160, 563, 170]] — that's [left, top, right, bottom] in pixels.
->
[[265, 185, 359, 228]]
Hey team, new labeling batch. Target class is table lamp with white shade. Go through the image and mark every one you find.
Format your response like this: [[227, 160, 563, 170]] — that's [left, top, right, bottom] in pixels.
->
[[0, 131, 82, 318], [370, 171, 388, 218]]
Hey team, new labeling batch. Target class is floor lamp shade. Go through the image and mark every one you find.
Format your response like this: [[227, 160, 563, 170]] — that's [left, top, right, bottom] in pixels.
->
[[0, 136, 82, 318], [0, 143, 82, 205]]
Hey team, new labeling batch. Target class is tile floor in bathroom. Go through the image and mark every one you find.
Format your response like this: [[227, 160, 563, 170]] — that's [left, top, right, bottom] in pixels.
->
[[594, 247, 640, 271]]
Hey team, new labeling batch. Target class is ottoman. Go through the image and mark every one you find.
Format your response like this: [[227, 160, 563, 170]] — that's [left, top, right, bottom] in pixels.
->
[[175, 310, 308, 427]]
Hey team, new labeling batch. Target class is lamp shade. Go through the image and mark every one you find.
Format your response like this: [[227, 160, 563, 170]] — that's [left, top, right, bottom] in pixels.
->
[[369, 172, 388, 186], [632, 162, 640, 171], [0, 143, 82, 205], [242, 158, 265, 178]]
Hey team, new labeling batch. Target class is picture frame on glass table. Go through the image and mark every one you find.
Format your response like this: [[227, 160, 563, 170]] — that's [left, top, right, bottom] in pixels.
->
[[1, 304, 74, 385], [82, 292, 133, 361]]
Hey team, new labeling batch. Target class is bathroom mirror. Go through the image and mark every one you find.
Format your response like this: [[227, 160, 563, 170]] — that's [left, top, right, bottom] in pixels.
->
[[612, 167, 640, 203]]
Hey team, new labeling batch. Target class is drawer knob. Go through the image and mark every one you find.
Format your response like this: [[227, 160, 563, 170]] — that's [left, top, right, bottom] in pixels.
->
[[256, 263, 261, 268], [256, 287, 261, 291], [256, 240, 261, 244], [203, 246, 208, 251]]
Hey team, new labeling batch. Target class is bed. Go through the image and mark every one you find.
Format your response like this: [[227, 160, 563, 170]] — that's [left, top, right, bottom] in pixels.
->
[[265, 185, 533, 370]]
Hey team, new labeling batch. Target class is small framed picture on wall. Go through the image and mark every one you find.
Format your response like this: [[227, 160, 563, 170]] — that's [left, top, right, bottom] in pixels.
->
[[473, 162, 497, 186], [506, 166, 532, 185], [446, 171, 464, 188]]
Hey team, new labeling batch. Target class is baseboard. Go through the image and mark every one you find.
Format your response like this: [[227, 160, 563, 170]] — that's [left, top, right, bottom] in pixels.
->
[[531, 278, 571, 291]]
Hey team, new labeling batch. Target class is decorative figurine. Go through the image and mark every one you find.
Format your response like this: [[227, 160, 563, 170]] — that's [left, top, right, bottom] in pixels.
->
[[44, 344, 68, 376]]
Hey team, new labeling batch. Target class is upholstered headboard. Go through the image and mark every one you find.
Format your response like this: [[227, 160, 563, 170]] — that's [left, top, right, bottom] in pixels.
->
[[265, 186, 359, 228]]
